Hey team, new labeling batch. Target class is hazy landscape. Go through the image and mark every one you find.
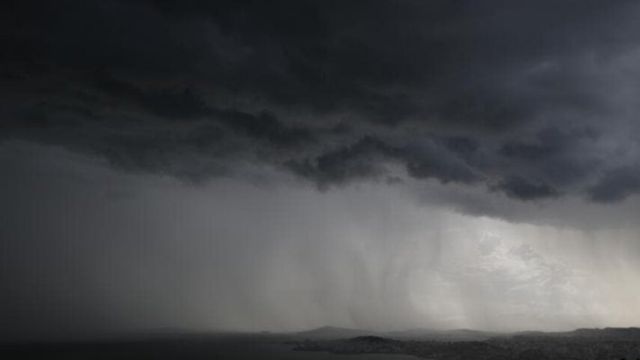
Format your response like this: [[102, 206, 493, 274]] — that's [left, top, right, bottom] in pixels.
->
[[4, 327, 640, 359], [5, 1, 640, 359]]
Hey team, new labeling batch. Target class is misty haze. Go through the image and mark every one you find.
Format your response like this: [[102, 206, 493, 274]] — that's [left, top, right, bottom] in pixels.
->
[[3, 0, 640, 359]]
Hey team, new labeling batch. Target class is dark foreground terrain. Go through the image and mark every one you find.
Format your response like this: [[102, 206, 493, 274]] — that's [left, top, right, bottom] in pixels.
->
[[296, 333, 640, 359], [3, 327, 640, 359], [0, 333, 418, 360]]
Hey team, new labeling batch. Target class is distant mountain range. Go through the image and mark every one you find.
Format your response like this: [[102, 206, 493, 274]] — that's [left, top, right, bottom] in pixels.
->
[[293, 326, 375, 339], [293, 326, 500, 341], [291, 326, 640, 341], [8, 325, 640, 345], [514, 327, 640, 340]]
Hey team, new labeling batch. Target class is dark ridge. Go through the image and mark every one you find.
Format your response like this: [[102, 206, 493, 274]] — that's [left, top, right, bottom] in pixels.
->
[[348, 336, 393, 343]]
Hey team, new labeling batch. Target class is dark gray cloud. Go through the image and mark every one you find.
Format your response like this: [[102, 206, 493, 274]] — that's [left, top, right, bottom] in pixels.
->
[[588, 167, 640, 203], [3, 0, 640, 202], [494, 176, 559, 201], [286, 136, 396, 188]]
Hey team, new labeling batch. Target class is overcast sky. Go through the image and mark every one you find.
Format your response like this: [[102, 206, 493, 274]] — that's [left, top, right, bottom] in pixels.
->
[[2, 0, 640, 341]]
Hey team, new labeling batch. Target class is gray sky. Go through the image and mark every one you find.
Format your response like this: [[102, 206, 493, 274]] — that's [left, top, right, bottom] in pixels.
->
[[2, 0, 640, 341]]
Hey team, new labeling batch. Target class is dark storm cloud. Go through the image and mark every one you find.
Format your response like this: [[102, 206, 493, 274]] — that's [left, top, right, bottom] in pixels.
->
[[588, 167, 640, 203], [92, 71, 315, 147], [3, 0, 640, 202], [494, 176, 559, 201], [286, 136, 397, 188]]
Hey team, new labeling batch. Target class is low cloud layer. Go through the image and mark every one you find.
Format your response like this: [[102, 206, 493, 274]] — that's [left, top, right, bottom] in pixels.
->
[[2, 142, 640, 340], [3, 0, 640, 205]]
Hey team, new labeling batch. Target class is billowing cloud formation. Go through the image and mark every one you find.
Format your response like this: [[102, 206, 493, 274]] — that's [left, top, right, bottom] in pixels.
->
[[3, 0, 640, 203]]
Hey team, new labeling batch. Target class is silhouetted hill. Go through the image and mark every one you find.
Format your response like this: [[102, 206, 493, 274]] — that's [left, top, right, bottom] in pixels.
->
[[294, 326, 377, 340], [293, 326, 500, 342], [388, 328, 500, 341], [510, 327, 640, 341], [572, 327, 640, 339], [348, 335, 395, 343]]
